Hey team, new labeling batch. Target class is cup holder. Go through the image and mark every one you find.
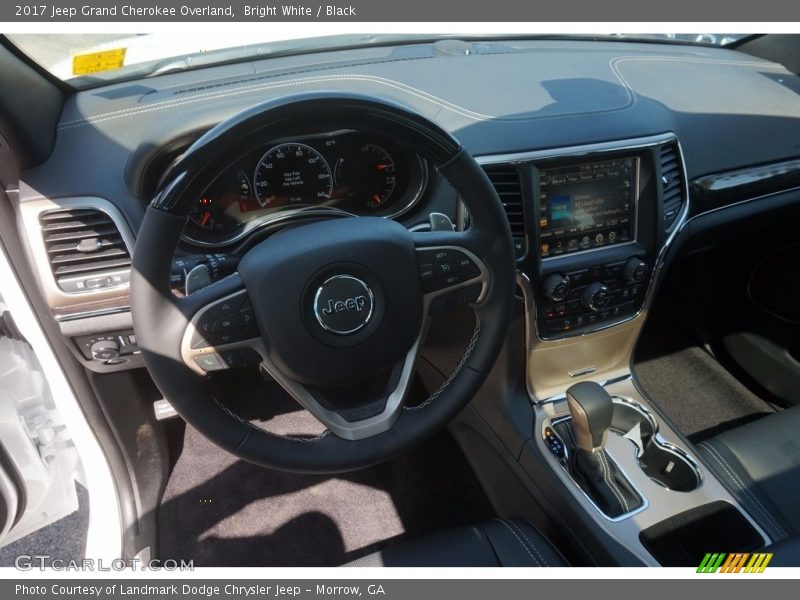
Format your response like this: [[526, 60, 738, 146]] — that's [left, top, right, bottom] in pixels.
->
[[610, 398, 702, 493]]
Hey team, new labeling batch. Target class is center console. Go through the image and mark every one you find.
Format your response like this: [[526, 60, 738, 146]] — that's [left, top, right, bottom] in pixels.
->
[[484, 142, 662, 341], [536, 158, 648, 338], [435, 133, 775, 566]]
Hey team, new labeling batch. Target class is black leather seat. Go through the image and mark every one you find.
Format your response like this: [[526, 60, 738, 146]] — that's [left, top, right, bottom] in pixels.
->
[[344, 518, 568, 567], [696, 405, 800, 543]]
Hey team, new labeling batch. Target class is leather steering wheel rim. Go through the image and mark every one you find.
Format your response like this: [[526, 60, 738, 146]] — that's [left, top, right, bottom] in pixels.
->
[[130, 92, 515, 473]]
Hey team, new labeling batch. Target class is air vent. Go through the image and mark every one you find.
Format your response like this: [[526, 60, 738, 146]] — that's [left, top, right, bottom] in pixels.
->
[[483, 164, 526, 258], [38, 208, 131, 293], [659, 143, 685, 231]]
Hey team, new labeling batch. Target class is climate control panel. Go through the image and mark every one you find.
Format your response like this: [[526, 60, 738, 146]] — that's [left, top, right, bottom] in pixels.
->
[[538, 256, 649, 337]]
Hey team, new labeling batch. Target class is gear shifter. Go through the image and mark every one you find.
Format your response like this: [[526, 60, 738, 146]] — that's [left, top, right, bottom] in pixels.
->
[[558, 381, 642, 518], [566, 381, 615, 452]]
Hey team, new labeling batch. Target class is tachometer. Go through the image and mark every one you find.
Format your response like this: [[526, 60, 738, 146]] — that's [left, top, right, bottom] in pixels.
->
[[361, 144, 397, 209], [253, 143, 333, 208], [189, 169, 250, 232]]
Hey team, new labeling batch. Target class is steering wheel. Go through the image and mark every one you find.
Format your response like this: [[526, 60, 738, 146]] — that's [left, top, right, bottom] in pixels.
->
[[131, 93, 515, 473]]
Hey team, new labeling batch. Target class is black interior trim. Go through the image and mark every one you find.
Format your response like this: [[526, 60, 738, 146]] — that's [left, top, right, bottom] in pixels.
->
[[0, 41, 64, 168]]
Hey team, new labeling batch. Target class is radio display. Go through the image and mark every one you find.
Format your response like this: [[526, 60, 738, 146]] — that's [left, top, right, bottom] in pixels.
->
[[538, 157, 637, 258]]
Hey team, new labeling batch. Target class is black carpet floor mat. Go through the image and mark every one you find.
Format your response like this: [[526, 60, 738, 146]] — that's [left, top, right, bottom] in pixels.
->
[[634, 323, 775, 442], [158, 411, 495, 567]]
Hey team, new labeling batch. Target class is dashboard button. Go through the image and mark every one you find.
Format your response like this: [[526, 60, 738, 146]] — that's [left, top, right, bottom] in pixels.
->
[[604, 261, 626, 278], [567, 285, 586, 300], [542, 273, 570, 302], [567, 269, 590, 286]]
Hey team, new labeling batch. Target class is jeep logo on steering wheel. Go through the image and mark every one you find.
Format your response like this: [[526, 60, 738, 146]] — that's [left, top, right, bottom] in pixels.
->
[[313, 275, 374, 335]]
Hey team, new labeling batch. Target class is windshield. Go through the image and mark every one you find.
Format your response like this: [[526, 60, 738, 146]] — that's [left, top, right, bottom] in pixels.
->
[[5, 33, 750, 89]]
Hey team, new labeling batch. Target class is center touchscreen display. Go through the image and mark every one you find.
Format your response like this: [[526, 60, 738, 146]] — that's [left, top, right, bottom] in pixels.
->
[[538, 157, 637, 258]]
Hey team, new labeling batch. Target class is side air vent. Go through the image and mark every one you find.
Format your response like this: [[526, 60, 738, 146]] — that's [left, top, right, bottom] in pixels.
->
[[660, 143, 685, 231], [38, 208, 132, 293], [483, 164, 526, 258]]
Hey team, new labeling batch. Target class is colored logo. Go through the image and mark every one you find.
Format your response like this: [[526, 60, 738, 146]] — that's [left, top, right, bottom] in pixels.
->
[[697, 552, 773, 573]]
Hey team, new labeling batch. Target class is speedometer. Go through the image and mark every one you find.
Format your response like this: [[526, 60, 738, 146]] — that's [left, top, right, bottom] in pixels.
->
[[253, 143, 333, 208]]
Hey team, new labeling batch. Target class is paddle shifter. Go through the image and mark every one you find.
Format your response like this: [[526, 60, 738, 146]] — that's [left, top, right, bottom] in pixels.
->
[[562, 381, 642, 518]]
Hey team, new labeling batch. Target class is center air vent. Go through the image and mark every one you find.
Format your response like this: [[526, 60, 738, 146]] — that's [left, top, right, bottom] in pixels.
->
[[38, 207, 132, 293], [483, 164, 526, 258], [659, 143, 686, 231]]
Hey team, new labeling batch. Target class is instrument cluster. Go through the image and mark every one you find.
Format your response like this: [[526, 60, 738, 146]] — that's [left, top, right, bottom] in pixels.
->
[[184, 130, 428, 246]]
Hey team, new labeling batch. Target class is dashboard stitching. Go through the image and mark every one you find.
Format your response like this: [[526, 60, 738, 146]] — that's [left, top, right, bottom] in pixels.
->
[[62, 73, 627, 129], [608, 56, 786, 108], [165, 46, 705, 98], [58, 56, 785, 131]]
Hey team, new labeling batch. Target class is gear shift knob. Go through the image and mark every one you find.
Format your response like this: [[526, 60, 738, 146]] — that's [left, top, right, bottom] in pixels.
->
[[566, 381, 614, 452]]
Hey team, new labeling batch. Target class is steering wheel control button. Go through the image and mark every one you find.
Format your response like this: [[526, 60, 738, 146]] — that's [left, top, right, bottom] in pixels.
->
[[193, 353, 226, 372], [417, 248, 481, 293], [430, 283, 482, 315], [419, 264, 435, 280], [216, 349, 261, 370], [212, 314, 239, 332], [238, 307, 255, 326], [313, 275, 375, 335], [190, 291, 260, 348]]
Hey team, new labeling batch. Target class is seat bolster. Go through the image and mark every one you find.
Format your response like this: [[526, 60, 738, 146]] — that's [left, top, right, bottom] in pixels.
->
[[480, 518, 568, 567], [762, 535, 800, 567], [695, 406, 800, 543], [343, 518, 567, 567]]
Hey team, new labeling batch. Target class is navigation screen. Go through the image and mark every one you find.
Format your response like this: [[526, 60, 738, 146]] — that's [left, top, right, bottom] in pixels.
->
[[538, 157, 637, 258]]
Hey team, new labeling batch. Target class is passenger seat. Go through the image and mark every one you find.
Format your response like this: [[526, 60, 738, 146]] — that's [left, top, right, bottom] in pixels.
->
[[695, 405, 800, 543]]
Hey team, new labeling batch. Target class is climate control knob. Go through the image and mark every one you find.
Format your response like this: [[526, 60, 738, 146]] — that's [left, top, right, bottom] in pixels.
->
[[542, 273, 570, 302], [90, 340, 120, 361], [582, 282, 610, 312], [624, 257, 648, 284]]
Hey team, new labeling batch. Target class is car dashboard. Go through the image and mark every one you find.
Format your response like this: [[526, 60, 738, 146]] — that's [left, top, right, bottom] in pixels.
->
[[9, 35, 800, 568], [13, 38, 800, 369]]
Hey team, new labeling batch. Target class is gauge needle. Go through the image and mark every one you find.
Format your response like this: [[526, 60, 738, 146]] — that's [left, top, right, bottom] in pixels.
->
[[373, 194, 383, 205], [200, 212, 211, 226], [375, 163, 388, 171]]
